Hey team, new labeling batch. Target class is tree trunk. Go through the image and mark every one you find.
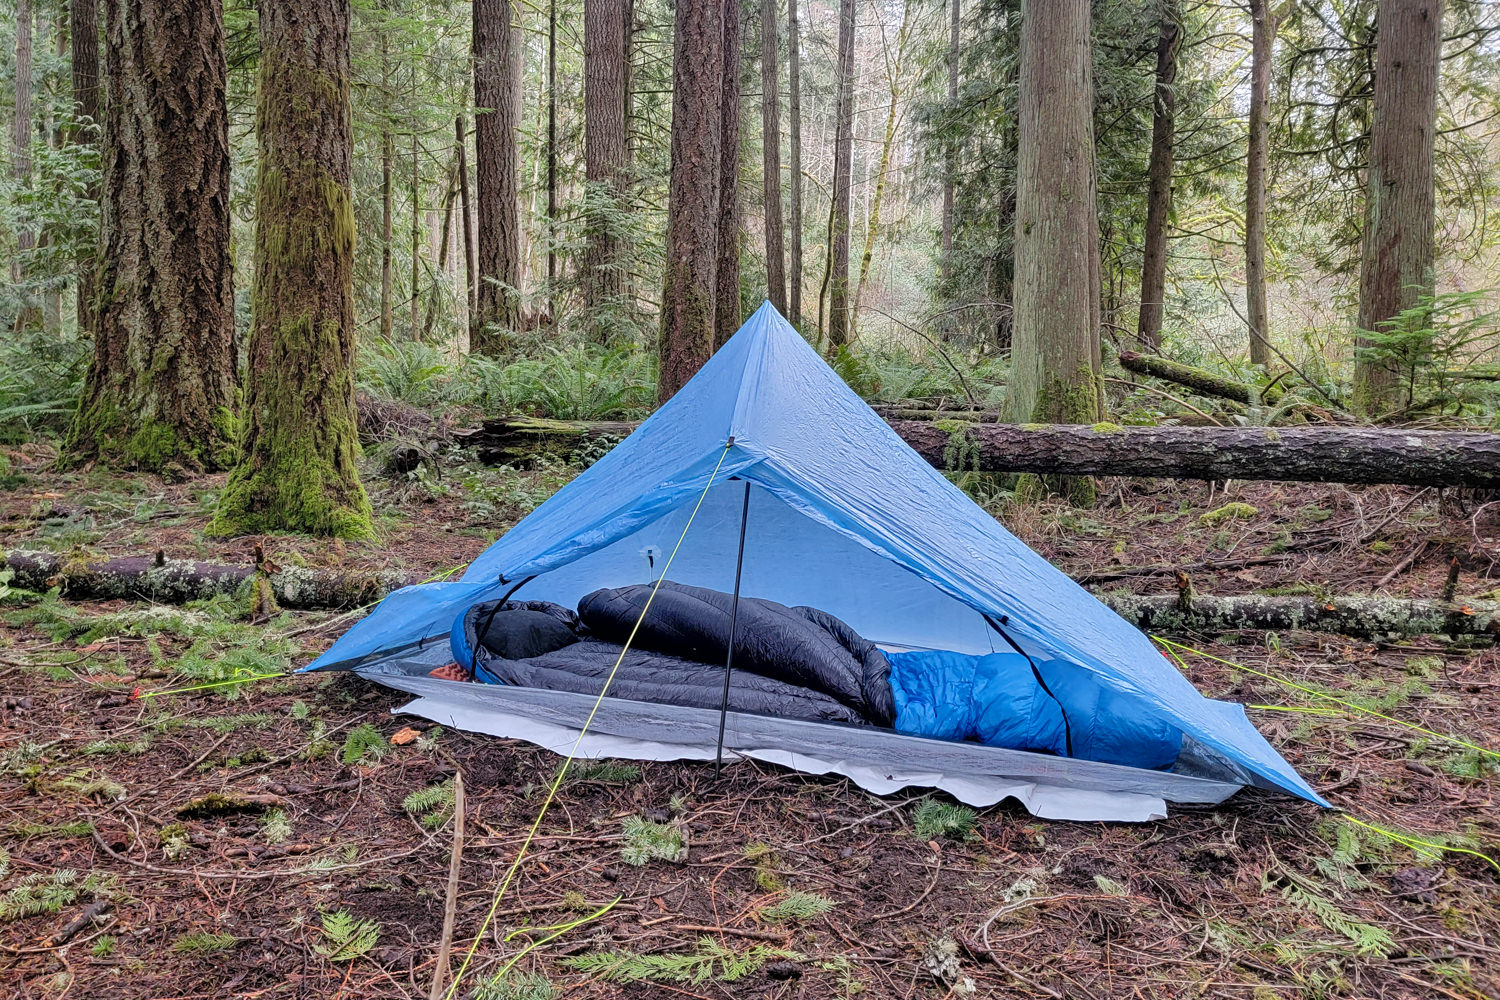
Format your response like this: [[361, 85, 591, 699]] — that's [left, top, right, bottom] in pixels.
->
[[462, 416, 1500, 488], [786, 0, 803, 326], [545, 0, 558, 323], [583, 0, 630, 341], [760, 0, 787, 314], [211, 0, 371, 539], [1245, 0, 1274, 368], [1118, 350, 1282, 405], [824, 0, 856, 347], [70, 0, 101, 338], [473, 0, 522, 353], [713, 0, 743, 348], [1099, 592, 1498, 641], [658, 0, 725, 401], [1352, 0, 1442, 416], [11, 0, 40, 331], [410, 122, 421, 338], [456, 114, 477, 341], [1007, 0, 1102, 503], [380, 35, 394, 340], [940, 0, 957, 290], [1136, 0, 1179, 352], [63, 0, 237, 476], [852, 0, 913, 332]]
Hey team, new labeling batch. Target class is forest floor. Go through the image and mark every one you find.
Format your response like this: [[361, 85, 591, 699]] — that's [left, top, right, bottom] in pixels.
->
[[2, 440, 1499, 999]]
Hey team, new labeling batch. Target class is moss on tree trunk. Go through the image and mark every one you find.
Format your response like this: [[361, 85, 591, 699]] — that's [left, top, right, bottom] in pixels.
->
[[61, 0, 237, 477], [211, 0, 371, 540]]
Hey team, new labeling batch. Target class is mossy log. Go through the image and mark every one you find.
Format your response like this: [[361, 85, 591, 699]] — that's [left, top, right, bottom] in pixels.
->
[[4, 548, 1495, 639], [1118, 350, 1283, 405], [463, 416, 1500, 488], [1, 549, 412, 609], [1100, 592, 1498, 641]]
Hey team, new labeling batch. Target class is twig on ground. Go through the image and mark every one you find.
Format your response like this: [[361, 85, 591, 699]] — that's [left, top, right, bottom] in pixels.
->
[[429, 772, 465, 1000]]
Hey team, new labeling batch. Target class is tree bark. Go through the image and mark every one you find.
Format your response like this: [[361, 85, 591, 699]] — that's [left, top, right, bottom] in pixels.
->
[[1136, 0, 1179, 352], [1118, 350, 1282, 405], [713, 0, 743, 348], [463, 416, 1500, 488], [1007, 0, 1102, 503], [546, 0, 559, 322], [1098, 592, 1498, 642], [760, 0, 786, 314], [1352, 0, 1442, 416], [211, 0, 371, 539], [62, 0, 237, 476], [786, 0, 803, 326], [70, 0, 101, 338], [824, 0, 856, 347], [380, 33, 394, 340], [939, 0, 957, 290], [1245, 0, 1274, 368], [583, 0, 631, 341], [472, 0, 522, 352], [12, 0, 40, 330], [658, 0, 725, 400]]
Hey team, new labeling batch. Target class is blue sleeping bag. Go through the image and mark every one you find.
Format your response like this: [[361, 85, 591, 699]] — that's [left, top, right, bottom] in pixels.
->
[[888, 650, 1181, 770]]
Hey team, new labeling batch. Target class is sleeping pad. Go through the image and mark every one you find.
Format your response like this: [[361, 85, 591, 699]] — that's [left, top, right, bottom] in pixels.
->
[[448, 582, 1181, 769]]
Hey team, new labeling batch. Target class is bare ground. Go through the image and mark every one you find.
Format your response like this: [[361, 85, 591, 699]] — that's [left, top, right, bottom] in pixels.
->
[[2, 444, 1498, 999]]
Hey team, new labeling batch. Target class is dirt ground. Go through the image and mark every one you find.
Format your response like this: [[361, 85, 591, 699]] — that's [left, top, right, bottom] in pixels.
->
[[2, 445, 1499, 998]]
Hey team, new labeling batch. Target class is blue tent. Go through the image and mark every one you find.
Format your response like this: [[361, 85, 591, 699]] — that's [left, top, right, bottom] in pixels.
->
[[311, 302, 1324, 812]]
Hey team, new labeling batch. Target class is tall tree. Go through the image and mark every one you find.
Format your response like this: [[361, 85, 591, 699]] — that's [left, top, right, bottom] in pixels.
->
[[1245, 0, 1275, 368], [1136, 0, 1180, 351], [583, 0, 630, 338], [760, 0, 786, 314], [1006, 0, 1102, 502], [70, 0, 101, 337], [473, 0, 522, 352], [824, 0, 855, 346], [212, 0, 371, 538], [1352, 0, 1442, 416], [939, 0, 957, 289], [658, 0, 725, 400], [786, 0, 803, 325], [713, 0, 743, 347], [63, 0, 236, 475], [11, 0, 39, 330], [456, 114, 477, 336], [380, 33, 394, 340], [853, 0, 915, 329], [546, 0, 558, 322]]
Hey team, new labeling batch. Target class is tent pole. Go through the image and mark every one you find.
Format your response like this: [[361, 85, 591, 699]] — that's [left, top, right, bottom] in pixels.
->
[[715, 480, 752, 778]]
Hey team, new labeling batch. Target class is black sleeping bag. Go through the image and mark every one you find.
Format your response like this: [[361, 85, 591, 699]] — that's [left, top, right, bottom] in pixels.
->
[[450, 582, 894, 727]]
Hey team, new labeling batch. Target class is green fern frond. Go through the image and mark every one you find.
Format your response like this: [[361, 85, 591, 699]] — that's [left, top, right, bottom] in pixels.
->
[[758, 891, 836, 923], [313, 909, 380, 962]]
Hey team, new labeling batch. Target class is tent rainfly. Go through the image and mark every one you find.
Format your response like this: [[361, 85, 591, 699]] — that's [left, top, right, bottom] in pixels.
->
[[307, 302, 1325, 822]]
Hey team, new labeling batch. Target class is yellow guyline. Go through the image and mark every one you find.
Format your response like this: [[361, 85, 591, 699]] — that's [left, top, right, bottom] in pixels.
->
[[444, 443, 736, 1000]]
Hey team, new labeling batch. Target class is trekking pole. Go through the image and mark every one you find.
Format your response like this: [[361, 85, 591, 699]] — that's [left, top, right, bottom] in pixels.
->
[[714, 479, 752, 778]]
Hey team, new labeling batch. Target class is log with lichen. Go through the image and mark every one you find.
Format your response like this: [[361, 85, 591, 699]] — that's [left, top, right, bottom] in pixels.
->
[[0, 549, 412, 609], [1098, 592, 1498, 641], [461, 416, 1500, 488]]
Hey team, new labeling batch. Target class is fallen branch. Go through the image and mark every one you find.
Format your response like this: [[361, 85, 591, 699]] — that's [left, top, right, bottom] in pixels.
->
[[1100, 592, 1497, 640], [429, 773, 465, 1000], [1118, 351, 1283, 405], [462, 417, 1500, 488]]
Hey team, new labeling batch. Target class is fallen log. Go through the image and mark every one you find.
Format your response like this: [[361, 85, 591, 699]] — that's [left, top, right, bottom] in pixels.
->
[[462, 416, 1500, 488], [5, 547, 1496, 640], [1118, 351, 1282, 405], [1100, 593, 1498, 641], [0, 549, 414, 609]]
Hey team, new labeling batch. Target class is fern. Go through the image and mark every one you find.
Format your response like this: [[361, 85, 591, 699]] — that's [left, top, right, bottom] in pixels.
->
[[1281, 879, 1395, 957], [0, 846, 9, 880], [563, 938, 801, 984], [912, 799, 977, 841], [172, 931, 238, 955], [620, 816, 687, 866], [0, 870, 114, 922], [402, 778, 455, 827], [340, 723, 390, 765], [473, 971, 557, 1000], [556, 759, 640, 784], [758, 891, 836, 923], [260, 808, 293, 845], [313, 909, 380, 962]]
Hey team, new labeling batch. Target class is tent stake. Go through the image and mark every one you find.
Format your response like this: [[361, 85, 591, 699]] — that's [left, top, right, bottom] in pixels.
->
[[715, 480, 752, 778]]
